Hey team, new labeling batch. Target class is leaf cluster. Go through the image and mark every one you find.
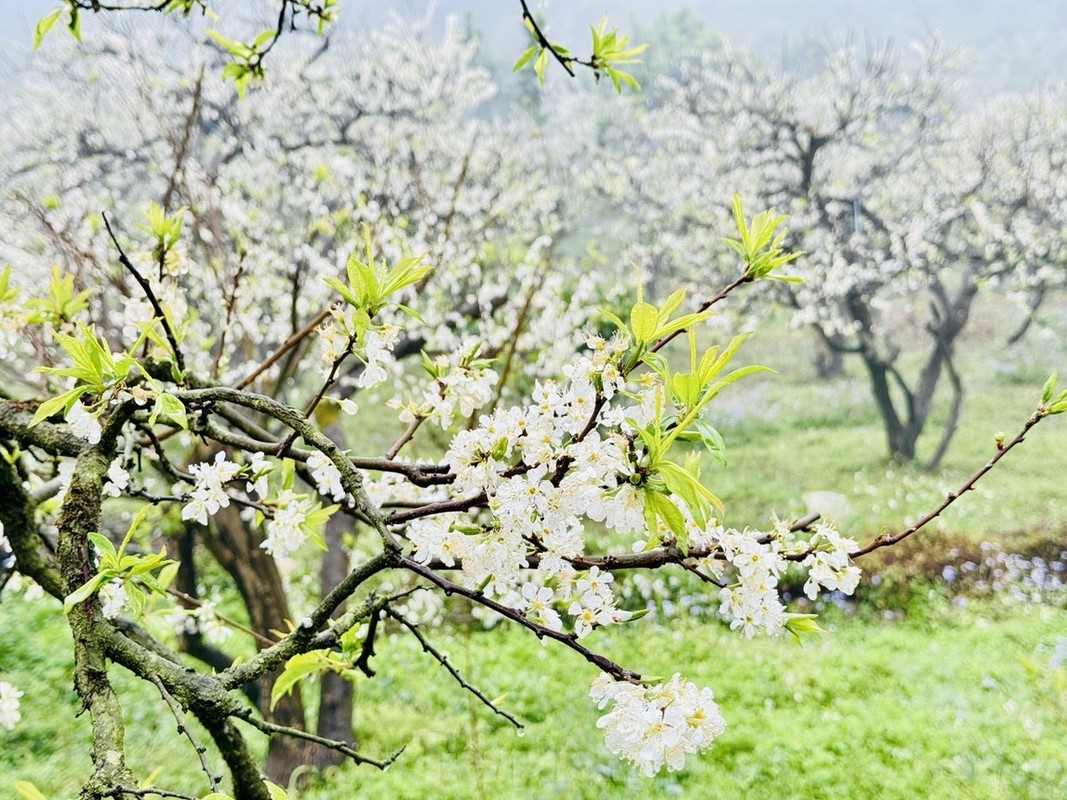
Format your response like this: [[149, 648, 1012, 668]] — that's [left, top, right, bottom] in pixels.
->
[[325, 227, 432, 336], [1039, 372, 1067, 415], [514, 15, 647, 93], [24, 267, 91, 327], [62, 506, 178, 617], [723, 194, 803, 282]]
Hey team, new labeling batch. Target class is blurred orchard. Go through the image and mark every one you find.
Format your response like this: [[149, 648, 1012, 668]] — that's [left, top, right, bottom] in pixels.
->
[[1, 3, 1065, 799]]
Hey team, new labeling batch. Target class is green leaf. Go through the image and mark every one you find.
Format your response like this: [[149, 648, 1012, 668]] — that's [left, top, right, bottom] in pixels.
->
[[395, 303, 425, 322], [252, 29, 277, 49], [264, 783, 290, 800], [693, 420, 727, 466], [645, 491, 687, 549], [15, 782, 50, 800], [118, 505, 153, 557], [784, 613, 825, 647], [67, 5, 81, 42], [33, 9, 62, 51], [704, 364, 775, 400], [1041, 372, 1057, 405], [653, 309, 715, 341], [158, 393, 189, 430], [271, 651, 336, 711], [88, 532, 118, 561], [207, 30, 252, 60], [513, 45, 539, 72], [29, 387, 84, 428], [534, 48, 549, 86], [324, 276, 359, 307], [629, 301, 658, 344], [63, 574, 108, 614]]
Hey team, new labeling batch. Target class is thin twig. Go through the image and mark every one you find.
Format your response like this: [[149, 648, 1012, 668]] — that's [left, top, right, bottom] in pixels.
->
[[102, 787, 198, 800], [149, 674, 221, 792], [102, 212, 186, 378], [387, 607, 524, 729], [235, 302, 337, 389], [851, 410, 1045, 558], [212, 255, 247, 380], [167, 587, 278, 649], [234, 708, 405, 769], [680, 560, 725, 588], [518, 0, 575, 76], [276, 342, 352, 458], [403, 557, 642, 684], [385, 416, 424, 460]]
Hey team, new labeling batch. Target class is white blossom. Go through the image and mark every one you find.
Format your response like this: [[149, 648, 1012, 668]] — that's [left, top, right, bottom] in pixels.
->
[[102, 457, 130, 498], [181, 452, 242, 525], [307, 450, 346, 502], [0, 681, 23, 730], [99, 577, 128, 619], [591, 673, 726, 777], [66, 400, 101, 445]]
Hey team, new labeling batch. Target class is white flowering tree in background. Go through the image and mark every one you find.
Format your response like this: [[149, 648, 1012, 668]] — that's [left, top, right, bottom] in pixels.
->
[[605, 35, 1067, 467], [2, 4, 1067, 800]]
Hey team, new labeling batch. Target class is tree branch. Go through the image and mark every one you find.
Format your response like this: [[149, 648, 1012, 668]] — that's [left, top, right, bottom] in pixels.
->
[[386, 607, 524, 729]]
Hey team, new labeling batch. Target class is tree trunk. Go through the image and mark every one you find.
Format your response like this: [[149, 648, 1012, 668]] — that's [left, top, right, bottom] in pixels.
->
[[204, 503, 308, 785], [813, 332, 845, 379], [308, 512, 355, 770]]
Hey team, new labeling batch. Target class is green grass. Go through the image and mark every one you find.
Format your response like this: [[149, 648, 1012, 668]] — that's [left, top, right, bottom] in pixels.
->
[[4, 593, 1066, 799], [328, 604, 1067, 800]]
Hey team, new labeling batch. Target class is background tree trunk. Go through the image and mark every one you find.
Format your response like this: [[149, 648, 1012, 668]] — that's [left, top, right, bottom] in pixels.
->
[[205, 504, 308, 784], [308, 512, 355, 770]]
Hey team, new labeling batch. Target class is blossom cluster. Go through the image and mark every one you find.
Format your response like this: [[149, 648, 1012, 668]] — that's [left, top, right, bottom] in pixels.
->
[[0, 680, 22, 731], [390, 338, 499, 429], [319, 303, 402, 391], [401, 337, 645, 637], [682, 519, 861, 638], [181, 451, 243, 525], [176, 447, 338, 563], [590, 672, 727, 777]]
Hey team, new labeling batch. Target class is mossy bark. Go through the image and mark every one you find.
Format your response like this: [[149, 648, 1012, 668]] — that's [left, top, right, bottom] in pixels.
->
[[56, 447, 137, 798]]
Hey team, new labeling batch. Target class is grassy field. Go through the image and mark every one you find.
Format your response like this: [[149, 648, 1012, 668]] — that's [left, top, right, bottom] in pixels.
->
[[3, 595, 1066, 799], [2, 296, 1066, 799]]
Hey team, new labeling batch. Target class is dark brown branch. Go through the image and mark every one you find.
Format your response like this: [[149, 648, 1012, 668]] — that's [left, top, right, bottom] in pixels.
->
[[403, 557, 642, 684], [353, 607, 381, 677], [386, 607, 524, 729], [233, 707, 405, 769], [102, 213, 186, 378], [149, 674, 222, 793], [851, 410, 1045, 557]]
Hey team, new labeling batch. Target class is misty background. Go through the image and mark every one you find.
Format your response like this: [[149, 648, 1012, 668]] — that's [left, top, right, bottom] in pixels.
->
[[3, 0, 1067, 97]]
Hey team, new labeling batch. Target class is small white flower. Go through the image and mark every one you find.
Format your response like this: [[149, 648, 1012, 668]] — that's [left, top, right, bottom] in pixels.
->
[[0, 681, 24, 730], [99, 577, 128, 619], [67, 400, 102, 445], [307, 450, 346, 502], [103, 457, 130, 498], [591, 673, 726, 776], [194, 600, 233, 645]]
